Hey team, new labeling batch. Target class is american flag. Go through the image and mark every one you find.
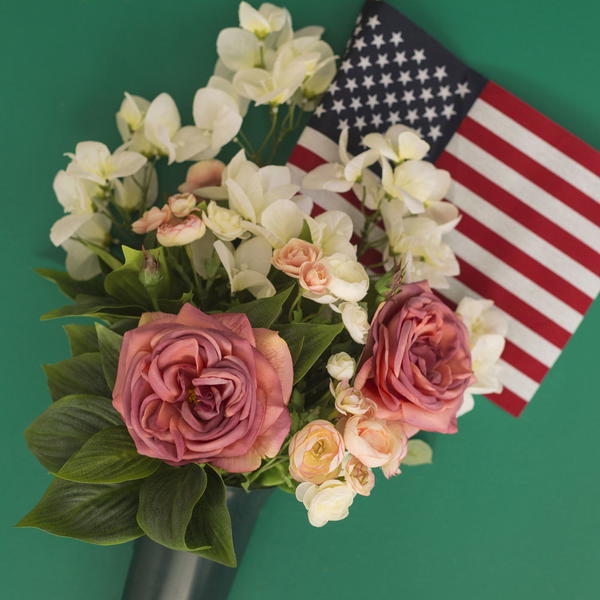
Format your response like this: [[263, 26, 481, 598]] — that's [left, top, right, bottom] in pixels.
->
[[288, 0, 600, 416]]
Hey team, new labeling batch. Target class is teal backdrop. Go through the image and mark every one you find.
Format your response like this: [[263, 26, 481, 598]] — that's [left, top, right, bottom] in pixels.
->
[[1, 1, 598, 598]]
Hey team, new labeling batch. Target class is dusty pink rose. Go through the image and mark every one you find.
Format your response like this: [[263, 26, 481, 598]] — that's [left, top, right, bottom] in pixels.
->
[[288, 419, 345, 484], [299, 261, 330, 294], [168, 193, 197, 218], [132, 205, 170, 234], [178, 159, 225, 194], [345, 456, 375, 496], [157, 214, 206, 247], [355, 281, 473, 434], [112, 304, 293, 471], [272, 238, 322, 278], [342, 415, 408, 478]]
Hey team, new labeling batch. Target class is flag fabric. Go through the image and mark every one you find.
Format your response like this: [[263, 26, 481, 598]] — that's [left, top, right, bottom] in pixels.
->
[[288, 0, 600, 416]]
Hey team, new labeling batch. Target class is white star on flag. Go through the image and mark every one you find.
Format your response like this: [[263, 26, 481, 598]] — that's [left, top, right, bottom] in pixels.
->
[[399, 70, 412, 84], [355, 115, 366, 130], [367, 14, 381, 28], [371, 113, 383, 126], [331, 99, 345, 114], [416, 68, 429, 84], [363, 75, 375, 89], [442, 103, 456, 119], [402, 89, 415, 104], [434, 65, 447, 81], [388, 111, 401, 124], [394, 51, 407, 66], [380, 72, 393, 87], [456, 82, 470, 98], [340, 59, 353, 73], [420, 87, 433, 102], [372, 34, 385, 48], [350, 97, 362, 110], [412, 48, 426, 63], [437, 85, 452, 100], [358, 55, 371, 69], [354, 37, 366, 51], [406, 108, 419, 124], [366, 94, 378, 109], [384, 92, 397, 107], [390, 31, 403, 45], [428, 125, 442, 140], [423, 105, 437, 121], [345, 78, 358, 92], [376, 53, 389, 68]]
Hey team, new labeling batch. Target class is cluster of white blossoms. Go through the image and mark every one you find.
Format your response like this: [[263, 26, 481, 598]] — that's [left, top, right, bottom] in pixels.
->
[[456, 297, 508, 415], [304, 124, 460, 289], [217, 2, 336, 110]]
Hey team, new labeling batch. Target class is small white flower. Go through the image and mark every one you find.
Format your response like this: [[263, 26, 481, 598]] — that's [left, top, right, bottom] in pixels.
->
[[238, 2, 290, 38], [116, 92, 150, 142], [295, 479, 355, 527], [203, 201, 247, 242], [322, 254, 369, 303], [338, 302, 370, 344], [233, 62, 306, 106], [456, 297, 508, 341], [363, 124, 430, 164], [326, 352, 356, 380], [113, 165, 158, 211], [305, 210, 356, 258], [65, 141, 147, 185], [214, 237, 275, 298]]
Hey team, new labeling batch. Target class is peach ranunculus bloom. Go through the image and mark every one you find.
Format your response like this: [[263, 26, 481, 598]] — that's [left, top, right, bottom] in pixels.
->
[[132, 205, 170, 234], [342, 415, 410, 479], [178, 159, 225, 194], [298, 261, 330, 294], [168, 193, 197, 218], [345, 455, 375, 496], [289, 419, 345, 484], [156, 214, 206, 247], [272, 238, 322, 278], [112, 304, 293, 472], [329, 380, 374, 416], [355, 280, 473, 434]]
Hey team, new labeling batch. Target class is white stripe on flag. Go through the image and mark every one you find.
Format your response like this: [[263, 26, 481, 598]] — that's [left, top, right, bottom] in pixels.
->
[[297, 127, 340, 162], [497, 360, 538, 401], [469, 99, 600, 201], [446, 230, 583, 333], [446, 134, 600, 252], [446, 181, 600, 298]]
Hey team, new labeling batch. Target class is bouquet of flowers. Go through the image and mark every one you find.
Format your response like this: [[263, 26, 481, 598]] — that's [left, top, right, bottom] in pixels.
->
[[20, 1, 507, 570]]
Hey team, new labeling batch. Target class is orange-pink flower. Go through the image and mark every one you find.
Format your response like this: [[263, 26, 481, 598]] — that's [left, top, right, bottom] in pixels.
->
[[272, 238, 322, 278], [132, 205, 170, 234], [299, 261, 330, 294], [178, 159, 225, 194]]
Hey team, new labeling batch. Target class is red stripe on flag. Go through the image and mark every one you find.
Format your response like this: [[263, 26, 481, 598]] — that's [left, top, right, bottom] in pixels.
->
[[436, 152, 600, 276], [480, 82, 600, 177], [502, 340, 549, 383], [486, 386, 528, 417], [456, 256, 571, 348], [455, 210, 592, 314], [458, 116, 600, 227]]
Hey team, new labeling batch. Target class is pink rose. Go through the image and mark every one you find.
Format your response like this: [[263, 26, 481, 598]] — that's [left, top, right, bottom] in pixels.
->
[[355, 281, 473, 434], [112, 304, 293, 471], [178, 159, 225, 195], [272, 238, 322, 278], [299, 261, 330, 294]]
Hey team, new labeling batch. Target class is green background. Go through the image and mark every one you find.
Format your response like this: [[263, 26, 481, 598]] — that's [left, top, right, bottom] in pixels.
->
[[1, 0, 598, 598]]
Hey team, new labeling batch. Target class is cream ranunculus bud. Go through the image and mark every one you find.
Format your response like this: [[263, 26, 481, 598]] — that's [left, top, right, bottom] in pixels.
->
[[295, 479, 356, 527], [330, 380, 373, 416], [345, 456, 375, 496], [322, 254, 369, 303], [289, 419, 345, 484], [326, 352, 356, 381], [339, 301, 370, 344], [157, 214, 206, 247], [168, 193, 197, 218], [203, 201, 246, 242]]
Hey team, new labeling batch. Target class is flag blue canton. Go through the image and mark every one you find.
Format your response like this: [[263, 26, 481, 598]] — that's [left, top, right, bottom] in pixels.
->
[[310, 1, 487, 160]]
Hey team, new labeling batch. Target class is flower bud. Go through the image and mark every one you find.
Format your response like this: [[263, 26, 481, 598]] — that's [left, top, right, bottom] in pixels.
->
[[330, 380, 373, 416], [345, 456, 375, 496], [326, 352, 356, 381], [138, 249, 163, 288], [339, 301, 370, 344]]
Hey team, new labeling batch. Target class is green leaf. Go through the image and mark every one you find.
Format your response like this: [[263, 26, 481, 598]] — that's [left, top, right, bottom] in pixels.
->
[[35, 268, 104, 300], [104, 246, 171, 308], [402, 439, 433, 466], [64, 324, 99, 356], [227, 285, 294, 328], [44, 352, 110, 401], [17, 478, 142, 545], [79, 239, 123, 270], [137, 464, 209, 552], [159, 290, 194, 313], [297, 220, 312, 243], [277, 322, 344, 383], [42, 294, 142, 321], [25, 394, 122, 472], [56, 426, 159, 484], [186, 466, 236, 567], [95, 324, 123, 389]]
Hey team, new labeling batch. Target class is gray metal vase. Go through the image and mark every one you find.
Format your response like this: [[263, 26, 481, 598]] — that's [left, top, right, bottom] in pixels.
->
[[122, 487, 272, 600]]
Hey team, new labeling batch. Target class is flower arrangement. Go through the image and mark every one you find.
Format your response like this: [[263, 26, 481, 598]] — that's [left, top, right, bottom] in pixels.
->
[[20, 2, 507, 567]]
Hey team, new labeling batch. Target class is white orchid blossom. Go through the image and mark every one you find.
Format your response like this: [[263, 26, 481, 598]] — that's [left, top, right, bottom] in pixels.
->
[[65, 141, 146, 185], [217, 28, 263, 71], [456, 297, 508, 341], [380, 157, 450, 214], [116, 92, 150, 142], [363, 125, 430, 164], [61, 214, 112, 281], [381, 198, 460, 289], [302, 128, 379, 201], [113, 165, 158, 211], [238, 1, 290, 39], [244, 198, 306, 248], [214, 237, 275, 298], [305, 210, 356, 258]]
